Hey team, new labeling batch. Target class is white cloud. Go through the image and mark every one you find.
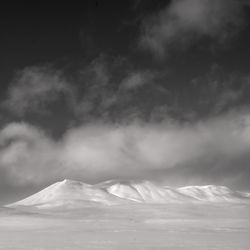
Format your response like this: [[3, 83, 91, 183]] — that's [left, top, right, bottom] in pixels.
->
[[0, 123, 60, 185], [1, 111, 250, 189], [140, 0, 247, 57]]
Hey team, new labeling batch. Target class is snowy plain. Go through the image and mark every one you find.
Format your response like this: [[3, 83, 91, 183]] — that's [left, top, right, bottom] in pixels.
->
[[1, 180, 250, 250]]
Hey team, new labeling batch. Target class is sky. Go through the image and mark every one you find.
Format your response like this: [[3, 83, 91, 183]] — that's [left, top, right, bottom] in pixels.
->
[[1, 0, 250, 204]]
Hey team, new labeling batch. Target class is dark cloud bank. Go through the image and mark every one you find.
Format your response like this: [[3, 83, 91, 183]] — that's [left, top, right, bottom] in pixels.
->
[[1, 0, 250, 204]]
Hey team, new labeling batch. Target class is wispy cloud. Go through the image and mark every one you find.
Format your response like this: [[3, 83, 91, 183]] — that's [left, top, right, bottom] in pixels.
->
[[3, 57, 250, 127], [2, 66, 75, 116], [140, 0, 247, 57], [3, 59, 250, 125], [189, 67, 250, 116], [119, 71, 154, 90]]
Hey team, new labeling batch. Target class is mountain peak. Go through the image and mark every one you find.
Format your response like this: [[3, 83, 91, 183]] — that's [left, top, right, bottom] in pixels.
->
[[60, 179, 88, 186], [62, 179, 71, 183]]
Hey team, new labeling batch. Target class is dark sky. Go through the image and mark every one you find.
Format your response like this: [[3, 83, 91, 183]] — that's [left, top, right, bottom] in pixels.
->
[[1, 0, 250, 204], [0, 1, 163, 83]]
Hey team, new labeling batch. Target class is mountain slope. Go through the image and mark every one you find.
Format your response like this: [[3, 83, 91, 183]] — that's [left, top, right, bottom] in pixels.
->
[[8, 179, 127, 209], [7, 179, 250, 209], [100, 180, 195, 203], [177, 185, 250, 202]]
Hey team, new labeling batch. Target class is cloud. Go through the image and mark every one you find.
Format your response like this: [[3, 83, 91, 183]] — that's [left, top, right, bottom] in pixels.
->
[[119, 71, 154, 90], [69, 56, 166, 122], [3, 66, 74, 116], [140, 0, 247, 57], [73, 57, 116, 119], [1, 110, 250, 196], [2, 58, 166, 123], [188, 67, 250, 117], [3, 58, 250, 127], [0, 123, 60, 186]]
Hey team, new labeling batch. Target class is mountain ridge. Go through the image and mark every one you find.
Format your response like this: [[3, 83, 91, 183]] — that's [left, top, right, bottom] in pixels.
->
[[6, 179, 250, 209]]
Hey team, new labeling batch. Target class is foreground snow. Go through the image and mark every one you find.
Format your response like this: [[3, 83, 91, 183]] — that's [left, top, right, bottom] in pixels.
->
[[7, 179, 250, 209], [1, 203, 250, 250]]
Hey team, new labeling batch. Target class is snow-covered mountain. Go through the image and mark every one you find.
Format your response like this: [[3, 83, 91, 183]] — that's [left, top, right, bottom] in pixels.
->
[[7, 179, 250, 209]]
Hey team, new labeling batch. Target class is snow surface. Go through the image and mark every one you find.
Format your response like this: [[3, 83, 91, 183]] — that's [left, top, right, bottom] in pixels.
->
[[1, 203, 250, 249], [7, 179, 250, 209]]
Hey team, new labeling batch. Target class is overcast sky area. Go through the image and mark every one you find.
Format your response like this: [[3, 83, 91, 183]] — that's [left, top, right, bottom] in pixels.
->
[[1, 0, 250, 204]]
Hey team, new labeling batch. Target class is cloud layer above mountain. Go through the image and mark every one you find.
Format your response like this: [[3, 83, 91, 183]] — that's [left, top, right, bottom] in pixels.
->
[[1, 110, 250, 191]]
